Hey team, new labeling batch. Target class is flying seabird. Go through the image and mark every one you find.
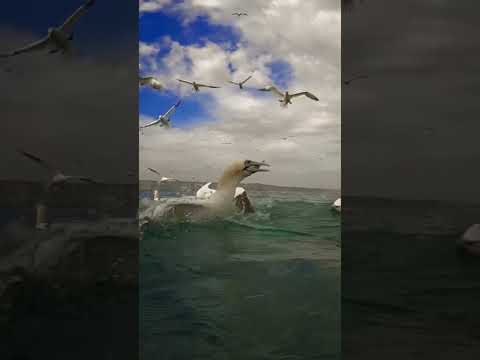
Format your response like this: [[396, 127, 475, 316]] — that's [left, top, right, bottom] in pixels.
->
[[229, 75, 252, 89], [232, 12, 248, 17], [0, 0, 95, 57], [19, 150, 97, 190], [259, 85, 319, 107], [141, 160, 269, 222], [343, 74, 368, 85], [140, 99, 181, 130], [139, 76, 163, 91], [177, 79, 221, 92], [147, 167, 177, 183]]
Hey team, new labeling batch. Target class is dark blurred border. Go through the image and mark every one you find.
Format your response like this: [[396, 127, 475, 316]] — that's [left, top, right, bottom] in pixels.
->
[[342, 0, 480, 358], [0, 1, 138, 359]]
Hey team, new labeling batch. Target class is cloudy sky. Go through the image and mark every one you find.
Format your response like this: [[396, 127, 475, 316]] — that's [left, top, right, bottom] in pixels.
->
[[342, 0, 480, 201], [139, 0, 341, 189]]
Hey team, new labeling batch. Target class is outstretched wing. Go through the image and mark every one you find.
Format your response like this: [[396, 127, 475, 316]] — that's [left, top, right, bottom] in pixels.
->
[[3, 36, 51, 57], [163, 99, 182, 118], [140, 118, 161, 129], [290, 91, 319, 101], [59, 0, 96, 34], [18, 149, 55, 173], [177, 79, 193, 85], [240, 75, 252, 84], [259, 85, 284, 98], [344, 74, 368, 84], [147, 167, 161, 176], [66, 175, 97, 184], [228, 80, 238, 85], [196, 83, 221, 88]]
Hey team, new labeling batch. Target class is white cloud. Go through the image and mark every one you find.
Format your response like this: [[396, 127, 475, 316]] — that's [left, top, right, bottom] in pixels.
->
[[139, 0, 340, 189], [139, 0, 172, 13]]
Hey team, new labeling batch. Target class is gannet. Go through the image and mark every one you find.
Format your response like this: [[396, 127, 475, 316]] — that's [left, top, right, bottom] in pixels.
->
[[139, 76, 163, 91], [19, 150, 97, 191], [177, 79, 221, 92], [457, 224, 480, 257], [139, 100, 181, 130], [229, 75, 252, 89], [343, 74, 368, 85], [143, 160, 269, 222], [258, 85, 319, 107], [196, 182, 255, 214], [232, 12, 248, 17], [0, 0, 95, 57]]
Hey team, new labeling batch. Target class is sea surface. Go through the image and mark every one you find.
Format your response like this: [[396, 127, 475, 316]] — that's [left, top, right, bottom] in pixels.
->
[[140, 189, 341, 360], [342, 197, 480, 359]]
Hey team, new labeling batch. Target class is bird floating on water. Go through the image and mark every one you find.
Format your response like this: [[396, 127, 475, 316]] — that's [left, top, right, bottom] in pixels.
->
[[18, 149, 97, 191], [0, 0, 95, 58], [229, 75, 252, 89], [259, 85, 319, 107], [177, 79, 221, 92], [139, 76, 163, 91], [140, 99, 181, 130], [141, 160, 269, 223]]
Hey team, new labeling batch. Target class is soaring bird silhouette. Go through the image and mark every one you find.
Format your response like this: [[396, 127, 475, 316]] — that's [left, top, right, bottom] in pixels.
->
[[0, 0, 95, 57], [177, 79, 221, 92], [228, 75, 252, 89], [259, 85, 319, 107]]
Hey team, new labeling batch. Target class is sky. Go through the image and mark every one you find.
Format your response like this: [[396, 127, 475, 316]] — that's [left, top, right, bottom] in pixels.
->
[[0, 0, 138, 184], [139, 0, 341, 189], [342, 0, 480, 201]]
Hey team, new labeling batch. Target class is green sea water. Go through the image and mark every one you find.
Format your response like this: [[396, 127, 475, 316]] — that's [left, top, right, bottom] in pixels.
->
[[140, 189, 340, 360]]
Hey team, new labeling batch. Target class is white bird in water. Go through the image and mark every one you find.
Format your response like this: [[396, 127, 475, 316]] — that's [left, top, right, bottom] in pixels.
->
[[343, 74, 368, 85], [139, 99, 181, 130], [0, 0, 95, 58], [196, 182, 255, 214], [258, 85, 319, 107], [229, 75, 252, 89], [141, 160, 269, 223], [139, 76, 163, 91], [232, 12, 248, 17], [177, 79, 221, 92], [18, 149, 97, 191], [147, 167, 177, 183]]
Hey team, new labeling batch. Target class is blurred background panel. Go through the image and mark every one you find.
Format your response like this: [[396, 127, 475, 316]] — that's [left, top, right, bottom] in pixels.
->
[[0, 1, 138, 359]]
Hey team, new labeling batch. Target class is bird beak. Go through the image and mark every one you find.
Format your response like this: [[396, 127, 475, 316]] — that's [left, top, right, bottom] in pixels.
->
[[246, 160, 270, 174]]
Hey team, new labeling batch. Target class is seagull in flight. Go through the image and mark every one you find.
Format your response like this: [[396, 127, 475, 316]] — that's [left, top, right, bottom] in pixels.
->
[[232, 12, 248, 17], [0, 0, 95, 58], [258, 85, 319, 107], [139, 99, 181, 130], [18, 149, 97, 191], [139, 76, 163, 91], [229, 75, 252, 89], [343, 74, 368, 85], [177, 79, 220, 92]]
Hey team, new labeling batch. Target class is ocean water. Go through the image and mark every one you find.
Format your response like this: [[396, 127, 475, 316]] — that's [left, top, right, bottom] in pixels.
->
[[342, 198, 480, 359], [140, 189, 340, 360]]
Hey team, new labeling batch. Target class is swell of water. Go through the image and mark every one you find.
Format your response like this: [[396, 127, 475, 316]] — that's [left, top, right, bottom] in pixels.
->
[[140, 189, 340, 360]]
